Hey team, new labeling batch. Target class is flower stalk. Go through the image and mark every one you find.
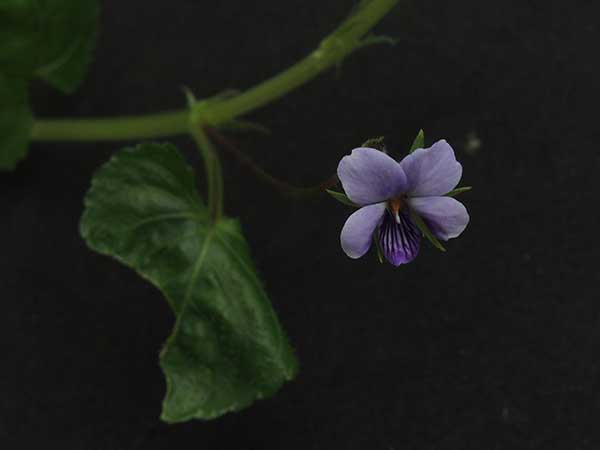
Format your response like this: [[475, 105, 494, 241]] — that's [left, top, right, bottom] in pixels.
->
[[205, 126, 337, 199]]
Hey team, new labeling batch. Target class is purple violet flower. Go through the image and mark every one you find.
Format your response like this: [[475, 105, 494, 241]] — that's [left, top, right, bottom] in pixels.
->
[[338, 140, 469, 266]]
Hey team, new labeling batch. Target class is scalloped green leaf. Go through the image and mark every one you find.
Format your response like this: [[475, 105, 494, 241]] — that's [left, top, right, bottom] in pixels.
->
[[0, 74, 32, 170], [80, 142, 298, 423], [0, 0, 99, 93]]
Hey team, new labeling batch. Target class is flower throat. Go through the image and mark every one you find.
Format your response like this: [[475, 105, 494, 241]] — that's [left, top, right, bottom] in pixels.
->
[[388, 195, 407, 224]]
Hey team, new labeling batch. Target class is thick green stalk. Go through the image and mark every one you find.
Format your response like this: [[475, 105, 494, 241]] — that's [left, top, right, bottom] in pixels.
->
[[190, 126, 224, 221], [30, 111, 188, 141], [30, 0, 398, 142]]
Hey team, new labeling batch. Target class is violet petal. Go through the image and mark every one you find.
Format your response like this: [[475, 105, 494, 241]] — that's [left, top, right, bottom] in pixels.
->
[[399, 140, 462, 197], [378, 209, 421, 266], [340, 202, 386, 259], [337, 147, 408, 205], [409, 196, 469, 241]]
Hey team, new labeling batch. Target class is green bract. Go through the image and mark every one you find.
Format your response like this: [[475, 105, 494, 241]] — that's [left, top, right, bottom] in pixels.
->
[[0, 0, 99, 93], [326, 189, 358, 207], [446, 186, 472, 197], [0, 74, 32, 170], [409, 210, 446, 252], [80, 143, 298, 422], [408, 129, 424, 153]]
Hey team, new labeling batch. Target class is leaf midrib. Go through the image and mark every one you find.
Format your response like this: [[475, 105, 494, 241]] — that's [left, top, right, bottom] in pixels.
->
[[184, 227, 214, 306], [215, 228, 291, 377], [127, 211, 205, 231]]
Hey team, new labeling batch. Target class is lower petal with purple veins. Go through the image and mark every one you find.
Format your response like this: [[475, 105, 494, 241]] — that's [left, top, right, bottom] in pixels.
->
[[378, 209, 421, 266]]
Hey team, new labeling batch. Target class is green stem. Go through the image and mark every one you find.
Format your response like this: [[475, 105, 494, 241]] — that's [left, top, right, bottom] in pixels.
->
[[30, 0, 397, 142], [31, 111, 188, 141]]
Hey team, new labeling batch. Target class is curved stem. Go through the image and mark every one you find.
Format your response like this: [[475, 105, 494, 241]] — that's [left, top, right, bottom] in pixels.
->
[[30, 0, 398, 142], [199, 0, 398, 125]]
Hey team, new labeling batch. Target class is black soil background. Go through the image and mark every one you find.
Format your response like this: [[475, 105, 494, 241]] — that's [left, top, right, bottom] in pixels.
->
[[2, 1, 600, 449]]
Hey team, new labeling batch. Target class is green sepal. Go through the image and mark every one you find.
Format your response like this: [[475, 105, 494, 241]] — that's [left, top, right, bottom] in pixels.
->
[[408, 129, 424, 153], [373, 232, 384, 264], [0, 74, 32, 170], [0, 0, 99, 93], [445, 186, 472, 197], [410, 210, 446, 252], [80, 142, 298, 423], [326, 189, 358, 207]]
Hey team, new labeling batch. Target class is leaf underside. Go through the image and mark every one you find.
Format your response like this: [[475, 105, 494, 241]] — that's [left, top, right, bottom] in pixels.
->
[[80, 143, 298, 423]]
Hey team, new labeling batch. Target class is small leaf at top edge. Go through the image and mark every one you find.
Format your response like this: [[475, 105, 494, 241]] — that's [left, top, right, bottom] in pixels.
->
[[0, 0, 99, 93]]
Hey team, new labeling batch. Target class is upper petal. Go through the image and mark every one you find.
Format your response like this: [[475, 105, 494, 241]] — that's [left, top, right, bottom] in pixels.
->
[[340, 202, 386, 259], [409, 196, 469, 241], [337, 147, 408, 205], [399, 140, 462, 197]]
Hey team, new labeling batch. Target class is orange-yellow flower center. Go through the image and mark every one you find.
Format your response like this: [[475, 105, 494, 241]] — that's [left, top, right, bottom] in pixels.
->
[[387, 195, 407, 224], [388, 196, 404, 214]]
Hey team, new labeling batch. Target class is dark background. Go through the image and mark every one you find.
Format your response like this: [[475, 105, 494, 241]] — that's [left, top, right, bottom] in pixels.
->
[[2, 0, 599, 449]]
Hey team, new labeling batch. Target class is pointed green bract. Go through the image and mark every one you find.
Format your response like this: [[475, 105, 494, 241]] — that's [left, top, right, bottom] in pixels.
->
[[445, 186, 472, 197], [410, 210, 446, 252], [358, 34, 399, 49], [326, 189, 358, 207], [0, 74, 32, 170], [373, 233, 384, 264], [80, 143, 298, 423], [408, 129, 424, 153], [0, 0, 99, 93]]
